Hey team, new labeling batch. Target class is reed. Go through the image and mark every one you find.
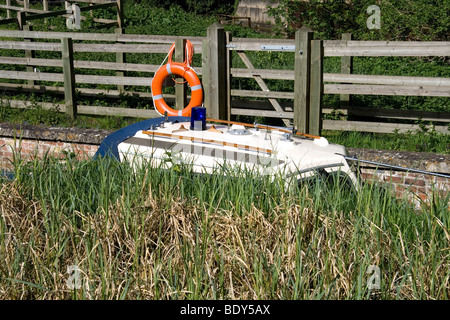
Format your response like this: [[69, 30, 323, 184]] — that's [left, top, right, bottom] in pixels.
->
[[0, 152, 448, 299]]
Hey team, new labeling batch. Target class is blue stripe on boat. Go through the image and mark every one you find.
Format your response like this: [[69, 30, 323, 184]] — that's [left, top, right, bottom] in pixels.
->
[[94, 116, 190, 161]]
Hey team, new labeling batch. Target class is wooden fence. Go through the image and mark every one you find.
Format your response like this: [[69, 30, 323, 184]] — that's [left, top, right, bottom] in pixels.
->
[[0, 0, 122, 30], [320, 34, 450, 135], [0, 23, 232, 120], [0, 23, 448, 135], [227, 28, 450, 135]]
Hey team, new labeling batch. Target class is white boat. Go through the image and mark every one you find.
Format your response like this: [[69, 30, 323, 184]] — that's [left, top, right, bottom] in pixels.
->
[[95, 109, 360, 191], [94, 41, 361, 190]]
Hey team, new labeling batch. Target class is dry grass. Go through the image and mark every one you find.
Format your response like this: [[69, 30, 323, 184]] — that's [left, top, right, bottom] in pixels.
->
[[0, 157, 448, 300]]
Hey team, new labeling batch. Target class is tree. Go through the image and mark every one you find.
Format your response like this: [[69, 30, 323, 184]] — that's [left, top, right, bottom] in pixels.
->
[[266, 0, 450, 41]]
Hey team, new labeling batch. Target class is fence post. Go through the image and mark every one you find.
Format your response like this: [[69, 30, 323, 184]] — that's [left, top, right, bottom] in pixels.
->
[[340, 33, 353, 109], [17, 11, 26, 30], [115, 28, 125, 94], [23, 24, 35, 87], [225, 31, 232, 121], [6, 0, 11, 19], [202, 38, 210, 111], [310, 40, 323, 136], [43, 0, 49, 24], [61, 38, 77, 120], [17, 11, 35, 87], [294, 26, 313, 133], [203, 23, 227, 120], [113, 0, 125, 94], [116, 0, 124, 28], [175, 38, 187, 110]]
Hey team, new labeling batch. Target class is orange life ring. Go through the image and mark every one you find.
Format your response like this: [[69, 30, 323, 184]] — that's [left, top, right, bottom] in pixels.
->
[[152, 40, 202, 117], [167, 40, 194, 66]]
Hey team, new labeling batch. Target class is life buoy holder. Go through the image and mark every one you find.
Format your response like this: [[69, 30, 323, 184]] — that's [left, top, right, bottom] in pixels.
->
[[152, 40, 203, 117]]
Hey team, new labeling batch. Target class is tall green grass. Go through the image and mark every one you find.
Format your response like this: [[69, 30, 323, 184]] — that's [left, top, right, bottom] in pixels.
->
[[0, 152, 448, 299]]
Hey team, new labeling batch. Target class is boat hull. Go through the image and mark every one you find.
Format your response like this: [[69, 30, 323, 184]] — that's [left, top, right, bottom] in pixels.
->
[[95, 116, 360, 190]]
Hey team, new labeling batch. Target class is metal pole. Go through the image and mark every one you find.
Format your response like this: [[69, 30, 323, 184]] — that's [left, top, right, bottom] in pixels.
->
[[342, 155, 450, 179]]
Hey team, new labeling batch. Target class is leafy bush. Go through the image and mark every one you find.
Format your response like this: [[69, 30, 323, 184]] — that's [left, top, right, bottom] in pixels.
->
[[130, 0, 238, 15], [267, 0, 450, 41]]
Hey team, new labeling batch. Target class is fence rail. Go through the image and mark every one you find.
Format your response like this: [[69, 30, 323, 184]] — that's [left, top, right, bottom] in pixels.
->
[[226, 30, 450, 134], [0, 23, 448, 135], [317, 35, 450, 134], [0, 27, 207, 119], [0, 0, 121, 29]]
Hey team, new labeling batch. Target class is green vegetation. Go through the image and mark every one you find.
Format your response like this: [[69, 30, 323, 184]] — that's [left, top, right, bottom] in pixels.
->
[[0, 1, 448, 152], [325, 128, 450, 154], [0, 150, 448, 299], [0, 96, 145, 130], [267, 0, 450, 41]]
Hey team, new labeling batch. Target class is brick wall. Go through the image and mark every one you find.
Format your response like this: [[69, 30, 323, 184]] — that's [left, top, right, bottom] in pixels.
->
[[347, 148, 449, 207], [359, 168, 448, 203], [0, 137, 99, 170], [0, 122, 106, 170], [0, 123, 448, 207]]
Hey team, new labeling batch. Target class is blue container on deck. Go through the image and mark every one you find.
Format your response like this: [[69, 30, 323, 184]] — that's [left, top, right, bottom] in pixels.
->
[[190, 106, 206, 131]]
